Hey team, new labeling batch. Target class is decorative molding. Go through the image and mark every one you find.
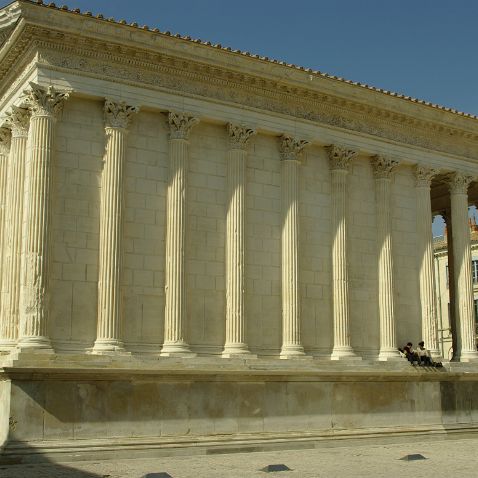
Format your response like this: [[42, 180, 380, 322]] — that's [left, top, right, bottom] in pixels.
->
[[371, 155, 399, 179], [227, 123, 256, 150], [0, 127, 10, 156], [415, 165, 438, 188], [446, 172, 473, 195], [326, 144, 358, 171], [104, 99, 139, 130], [168, 112, 199, 140], [1, 27, 478, 160], [280, 135, 309, 161], [4, 106, 29, 137]]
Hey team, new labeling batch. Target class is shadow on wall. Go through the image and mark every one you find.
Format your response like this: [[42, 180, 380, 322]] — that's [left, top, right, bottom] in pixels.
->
[[1, 437, 104, 477]]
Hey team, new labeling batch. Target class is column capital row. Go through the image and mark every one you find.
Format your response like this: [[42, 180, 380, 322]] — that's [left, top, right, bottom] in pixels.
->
[[228, 123, 256, 150], [371, 155, 399, 179], [326, 144, 357, 171], [23, 82, 70, 119], [280, 135, 309, 161], [105, 99, 140, 130]]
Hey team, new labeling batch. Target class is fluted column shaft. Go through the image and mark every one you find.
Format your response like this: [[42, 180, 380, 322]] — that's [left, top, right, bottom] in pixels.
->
[[93, 100, 138, 353], [223, 124, 255, 357], [0, 108, 29, 349], [327, 145, 359, 360], [17, 84, 69, 350], [0, 129, 11, 317], [415, 166, 440, 357], [372, 156, 400, 360], [280, 135, 308, 358], [161, 112, 198, 357], [448, 173, 478, 361]]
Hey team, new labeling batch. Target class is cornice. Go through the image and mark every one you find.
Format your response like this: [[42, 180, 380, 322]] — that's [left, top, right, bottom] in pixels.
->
[[1, 17, 478, 160]]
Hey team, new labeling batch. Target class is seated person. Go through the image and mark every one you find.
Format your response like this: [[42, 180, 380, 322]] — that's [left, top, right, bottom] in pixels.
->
[[403, 342, 418, 363], [416, 341, 432, 366]]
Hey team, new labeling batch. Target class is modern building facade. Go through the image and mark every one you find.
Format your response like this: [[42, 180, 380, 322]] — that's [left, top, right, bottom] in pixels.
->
[[1, 0, 478, 462]]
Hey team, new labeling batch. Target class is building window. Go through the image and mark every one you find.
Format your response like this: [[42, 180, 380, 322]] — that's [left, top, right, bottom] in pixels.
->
[[473, 260, 478, 284]]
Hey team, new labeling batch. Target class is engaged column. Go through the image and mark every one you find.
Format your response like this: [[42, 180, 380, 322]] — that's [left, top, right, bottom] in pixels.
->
[[161, 112, 198, 357], [93, 99, 138, 353]]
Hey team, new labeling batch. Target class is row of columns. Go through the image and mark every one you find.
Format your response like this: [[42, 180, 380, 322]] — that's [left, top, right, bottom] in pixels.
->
[[0, 87, 476, 361]]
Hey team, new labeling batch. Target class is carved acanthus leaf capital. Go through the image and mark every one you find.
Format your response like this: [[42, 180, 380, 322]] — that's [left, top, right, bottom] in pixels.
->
[[0, 128, 11, 156], [371, 155, 399, 179], [168, 112, 199, 140], [5, 106, 29, 138], [24, 82, 70, 118], [228, 123, 256, 150], [415, 165, 438, 187], [326, 144, 358, 171], [446, 171, 473, 195], [280, 135, 309, 161], [104, 99, 139, 130]]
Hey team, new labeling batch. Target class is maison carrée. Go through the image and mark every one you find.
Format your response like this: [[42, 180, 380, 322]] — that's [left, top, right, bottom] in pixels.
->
[[0, 0, 478, 463]]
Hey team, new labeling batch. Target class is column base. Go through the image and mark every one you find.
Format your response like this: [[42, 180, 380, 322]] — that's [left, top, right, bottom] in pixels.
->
[[160, 341, 196, 358], [378, 348, 402, 361], [16, 336, 53, 353], [91, 339, 129, 355], [280, 345, 311, 359], [0, 339, 17, 352], [222, 344, 257, 359], [330, 346, 362, 361], [455, 350, 478, 362]]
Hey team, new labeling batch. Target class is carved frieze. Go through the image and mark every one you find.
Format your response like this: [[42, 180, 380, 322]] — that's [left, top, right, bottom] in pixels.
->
[[326, 144, 358, 171], [168, 112, 199, 140], [371, 155, 399, 179], [227, 123, 256, 150], [104, 99, 139, 130], [446, 172, 474, 195], [23, 82, 70, 118], [4, 106, 29, 137], [280, 135, 309, 161]]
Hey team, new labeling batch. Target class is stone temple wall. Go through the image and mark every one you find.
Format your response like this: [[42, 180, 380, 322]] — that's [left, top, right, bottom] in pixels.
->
[[46, 97, 422, 358]]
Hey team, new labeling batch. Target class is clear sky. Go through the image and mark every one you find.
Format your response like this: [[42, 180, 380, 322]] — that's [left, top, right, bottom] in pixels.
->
[[22, 0, 478, 115]]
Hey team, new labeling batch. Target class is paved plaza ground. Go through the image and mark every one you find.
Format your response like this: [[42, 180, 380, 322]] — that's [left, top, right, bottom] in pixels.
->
[[1, 437, 478, 477]]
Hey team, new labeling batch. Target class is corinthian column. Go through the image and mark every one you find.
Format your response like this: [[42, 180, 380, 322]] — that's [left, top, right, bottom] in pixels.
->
[[0, 107, 29, 350], [415, 166, 440, 357], [280, 135, 308, 358], [93, 100, 138, 354], [447, 172, 478, 361], [161, 112, 198, 357], [16, 83, 69, 351], [327, 145, 360, 360], [222, 124, 256, 358], [372, 155, 401, 360], [0, 128, 11, 299]]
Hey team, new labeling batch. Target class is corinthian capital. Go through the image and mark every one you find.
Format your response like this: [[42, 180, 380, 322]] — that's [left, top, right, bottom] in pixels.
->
[[326, 144, 357, 171], [446, 171, 473, 194], [371, 155, 399, 179], [168, 112, 199, 140], [415, 165, 438, 187], [24, 82, 70, 118], [280, 135, 309, 161], [0, 128, 11, 156], [5, 106, 29, 138], [228, 123, 256, 150], [104, 99, 139, 130]]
